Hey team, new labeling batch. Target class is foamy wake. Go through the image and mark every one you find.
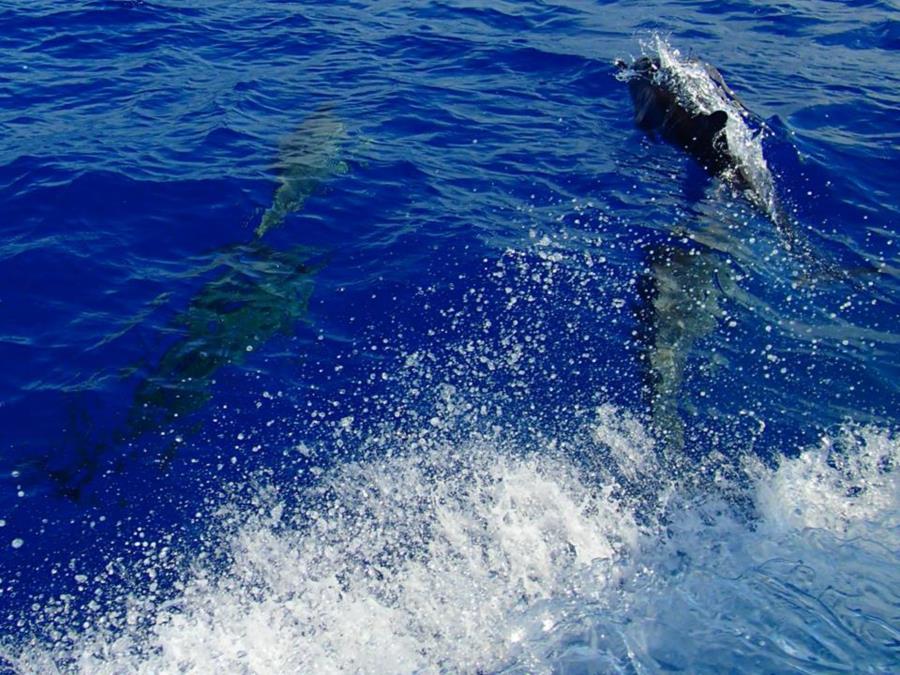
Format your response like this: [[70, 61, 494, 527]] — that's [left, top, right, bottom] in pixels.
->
[[8, 407, 898, 673]]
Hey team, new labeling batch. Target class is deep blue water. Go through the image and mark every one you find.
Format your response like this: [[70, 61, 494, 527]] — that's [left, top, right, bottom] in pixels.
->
[[1, 1, 898, 672]]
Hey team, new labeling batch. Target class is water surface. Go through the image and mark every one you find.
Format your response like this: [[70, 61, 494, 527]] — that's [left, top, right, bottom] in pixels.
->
[[1, 1, 898, 671]]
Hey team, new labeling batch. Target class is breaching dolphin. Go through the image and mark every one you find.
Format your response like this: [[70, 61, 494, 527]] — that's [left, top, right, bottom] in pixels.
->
[[616, 41, 844, 279], [615, 52, 763, 196]]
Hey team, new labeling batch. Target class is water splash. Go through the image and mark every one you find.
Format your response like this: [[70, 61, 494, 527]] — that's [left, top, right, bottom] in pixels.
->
[[6, 404, 897, 673]]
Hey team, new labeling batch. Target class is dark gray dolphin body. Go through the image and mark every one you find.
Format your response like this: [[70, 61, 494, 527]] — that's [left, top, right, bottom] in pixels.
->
[[617, 56, 739, 178], [617, 52, 859, 283]]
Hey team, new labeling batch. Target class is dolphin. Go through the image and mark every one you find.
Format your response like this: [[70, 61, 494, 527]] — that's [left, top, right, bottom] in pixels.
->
[[126, 109, 351, 442], [27, 110, 350, 501], [128, 242, 323, 435], [616, 42, 851, 282], [119, 109, 353, 469], [125, 110, 349, 457], [256, 109, 348, 238], [34, 242, 325, 501], [616, 38, 793, 235], [615, 53, 762, 192], [636, 241, 732, 457]]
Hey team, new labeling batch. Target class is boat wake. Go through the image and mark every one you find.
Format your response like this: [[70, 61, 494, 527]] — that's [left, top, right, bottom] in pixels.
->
[[6, 399, 897, 673]]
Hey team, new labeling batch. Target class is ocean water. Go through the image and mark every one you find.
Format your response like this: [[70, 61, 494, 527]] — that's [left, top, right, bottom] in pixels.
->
[[1, 0, 898, 672]]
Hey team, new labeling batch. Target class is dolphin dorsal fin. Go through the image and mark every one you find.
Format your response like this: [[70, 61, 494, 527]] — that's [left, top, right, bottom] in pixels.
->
[[700, 110, 728, 141]]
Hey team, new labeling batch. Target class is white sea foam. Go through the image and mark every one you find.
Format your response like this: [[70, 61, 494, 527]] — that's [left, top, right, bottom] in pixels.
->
[[755, 424, 900, 540], [7, 409, 897, 673]]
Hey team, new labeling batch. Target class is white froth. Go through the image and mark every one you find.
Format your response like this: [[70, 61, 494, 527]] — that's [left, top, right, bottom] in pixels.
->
[[11, 410, 898, 673], [6, 232, 897, 673], [755, 425, 899, 540], [54, 437, 636, 673]]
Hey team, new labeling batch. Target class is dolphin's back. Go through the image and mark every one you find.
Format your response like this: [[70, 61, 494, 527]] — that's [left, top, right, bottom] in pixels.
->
[[624, 58, 733, 175], [256, 110, 347, 238]]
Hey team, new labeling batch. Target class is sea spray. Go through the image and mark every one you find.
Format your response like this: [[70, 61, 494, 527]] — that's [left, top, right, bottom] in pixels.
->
[[8, 409, 897, 673]]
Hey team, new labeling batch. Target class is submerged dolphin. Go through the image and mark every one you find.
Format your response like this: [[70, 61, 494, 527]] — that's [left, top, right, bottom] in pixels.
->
[[131, 108, 350, 438], [129, 110, 351, 447], [130, 110, 350, 430], [129, 242, 323, 434], [31, 111, 350, 500], [637, 242, 732, 456], [256, 109, 348, 238]]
